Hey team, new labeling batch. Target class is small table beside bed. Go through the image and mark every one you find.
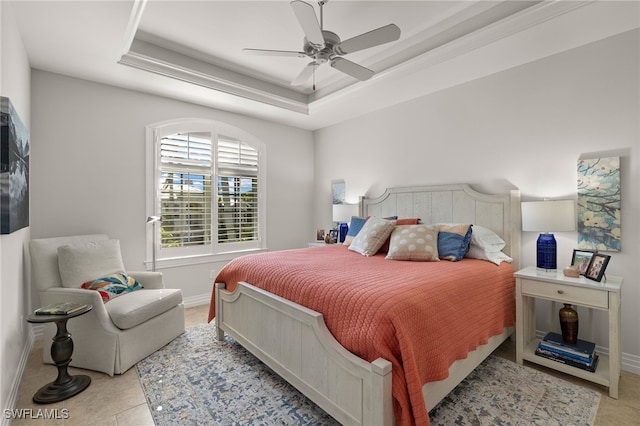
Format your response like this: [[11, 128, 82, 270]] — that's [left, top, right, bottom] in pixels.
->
[[209, 184, 521, 425]]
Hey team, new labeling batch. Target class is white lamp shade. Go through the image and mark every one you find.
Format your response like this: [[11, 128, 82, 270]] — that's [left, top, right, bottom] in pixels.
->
[[521, 200, 576, 232], [332, 203, 358, 223]]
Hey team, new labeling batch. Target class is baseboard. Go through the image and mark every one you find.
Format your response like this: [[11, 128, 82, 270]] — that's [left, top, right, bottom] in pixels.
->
[[183, 293, 210, 308], [622, 352, 640, 375], [2, 327, 36, 426], [30, 324, 44, 340]]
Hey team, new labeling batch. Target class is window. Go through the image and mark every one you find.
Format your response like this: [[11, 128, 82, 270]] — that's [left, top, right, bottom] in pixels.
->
[[146, 120, 265, 267], [217, 137, 259, 245]]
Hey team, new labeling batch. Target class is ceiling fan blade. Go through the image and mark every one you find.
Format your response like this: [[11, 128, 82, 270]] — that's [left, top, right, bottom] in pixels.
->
[[330, 57, 374, 81], [242, 48, 307, 58], [290, 0, 325, 49], [334, 24, 401, 55], [291, 62, 317, 86]]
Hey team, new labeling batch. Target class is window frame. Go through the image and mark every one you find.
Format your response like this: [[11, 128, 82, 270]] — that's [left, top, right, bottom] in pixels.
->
[[145, 118, 267, 269]]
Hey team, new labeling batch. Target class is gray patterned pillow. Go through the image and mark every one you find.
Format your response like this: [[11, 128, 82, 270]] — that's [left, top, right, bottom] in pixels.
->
[[348, 217, 396, 256]]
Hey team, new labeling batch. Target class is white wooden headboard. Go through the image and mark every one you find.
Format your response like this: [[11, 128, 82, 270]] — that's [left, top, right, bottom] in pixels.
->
[[361, 184, 521, 268]]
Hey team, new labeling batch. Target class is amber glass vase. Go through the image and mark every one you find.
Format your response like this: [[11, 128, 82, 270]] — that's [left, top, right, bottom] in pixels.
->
[[559, 304, 579, 344]]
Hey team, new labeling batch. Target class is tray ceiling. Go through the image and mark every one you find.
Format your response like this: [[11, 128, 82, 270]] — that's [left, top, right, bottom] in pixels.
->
[[10, 1, 640, 129]]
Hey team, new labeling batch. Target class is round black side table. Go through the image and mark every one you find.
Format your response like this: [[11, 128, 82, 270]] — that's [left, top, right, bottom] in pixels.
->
[[27, 305, 93, 404]]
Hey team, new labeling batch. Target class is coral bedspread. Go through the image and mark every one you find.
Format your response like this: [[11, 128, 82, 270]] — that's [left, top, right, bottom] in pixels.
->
[[208, 245, 515, 425]]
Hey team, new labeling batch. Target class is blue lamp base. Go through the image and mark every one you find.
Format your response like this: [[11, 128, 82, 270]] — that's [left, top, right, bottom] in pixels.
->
[[339, 222, 349, 243], [536, 233, 557, 270]]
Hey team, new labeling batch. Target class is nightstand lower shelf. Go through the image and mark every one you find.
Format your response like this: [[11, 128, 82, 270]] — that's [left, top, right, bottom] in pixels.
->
[[523, 339, 610, 388]]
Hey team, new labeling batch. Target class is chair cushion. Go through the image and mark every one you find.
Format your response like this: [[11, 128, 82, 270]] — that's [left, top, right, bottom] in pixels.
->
[[58, 239, 125, 288], [30, 234, 109, 291], [105, 289, 183, 330]]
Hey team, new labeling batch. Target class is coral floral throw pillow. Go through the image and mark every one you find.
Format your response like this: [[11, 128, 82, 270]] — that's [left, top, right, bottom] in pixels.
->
[[81, 272, 143, 302]]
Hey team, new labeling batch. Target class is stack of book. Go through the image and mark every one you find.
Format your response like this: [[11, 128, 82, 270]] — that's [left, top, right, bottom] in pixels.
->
[[34, 302, 88, 315], [535, 331, 599, 372]]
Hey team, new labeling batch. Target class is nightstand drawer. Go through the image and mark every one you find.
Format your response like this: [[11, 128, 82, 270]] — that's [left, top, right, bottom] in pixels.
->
[[520, 279, 608, 308]]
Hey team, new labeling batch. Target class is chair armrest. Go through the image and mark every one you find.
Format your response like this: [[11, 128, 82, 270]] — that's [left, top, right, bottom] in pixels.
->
[[127, 271, 165, 289], [38, 288, 119, 333], [40, 287, 104, 307]]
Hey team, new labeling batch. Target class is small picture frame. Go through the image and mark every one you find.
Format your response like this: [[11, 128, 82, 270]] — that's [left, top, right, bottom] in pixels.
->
[[328, 229, 339, 244], [316, 228, 326, 241], [571, 249, 597, 276], [585, 253, 611, 282]]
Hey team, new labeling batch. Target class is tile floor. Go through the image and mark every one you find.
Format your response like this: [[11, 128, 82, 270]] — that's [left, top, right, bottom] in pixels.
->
[[11, 305, 639, 425]]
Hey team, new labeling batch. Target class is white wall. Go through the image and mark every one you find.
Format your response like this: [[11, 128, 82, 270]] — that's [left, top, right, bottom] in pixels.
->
[[313, 30, 640, 372], [30, 71, 314, 306], [0, 0, 31, 415]]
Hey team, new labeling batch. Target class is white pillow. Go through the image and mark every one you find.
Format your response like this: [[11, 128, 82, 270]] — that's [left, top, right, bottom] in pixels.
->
[[58, 239, 126, 288], [348, 217, 396, 256], [466, 245, 513, 265], [470, 225, 506, 252]]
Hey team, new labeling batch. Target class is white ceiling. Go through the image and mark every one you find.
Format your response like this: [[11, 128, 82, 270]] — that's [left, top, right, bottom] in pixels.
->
[[9, 1, 640, 130]]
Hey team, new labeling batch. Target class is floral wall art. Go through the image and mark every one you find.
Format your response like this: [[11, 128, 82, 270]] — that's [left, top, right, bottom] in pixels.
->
[[577, 156, 620, 251]]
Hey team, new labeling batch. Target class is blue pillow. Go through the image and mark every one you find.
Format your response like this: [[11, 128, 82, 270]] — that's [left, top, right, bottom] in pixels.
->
[[342, 216, 367, 246], [438, 224, 473, 261]]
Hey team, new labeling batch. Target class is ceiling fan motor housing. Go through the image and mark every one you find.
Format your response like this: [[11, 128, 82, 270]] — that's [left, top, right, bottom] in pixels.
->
[[304, 30, 340, 64]]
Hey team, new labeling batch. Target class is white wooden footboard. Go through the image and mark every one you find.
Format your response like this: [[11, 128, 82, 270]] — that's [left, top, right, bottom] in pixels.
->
[[215, 282, 394, 426]]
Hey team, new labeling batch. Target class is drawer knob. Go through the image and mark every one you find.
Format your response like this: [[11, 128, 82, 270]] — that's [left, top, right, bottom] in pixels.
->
[[557, 290, 564, 295]]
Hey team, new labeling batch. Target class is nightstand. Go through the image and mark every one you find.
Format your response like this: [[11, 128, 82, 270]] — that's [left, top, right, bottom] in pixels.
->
[[514, 266, 622, 398], [308, 242, 328, 247]]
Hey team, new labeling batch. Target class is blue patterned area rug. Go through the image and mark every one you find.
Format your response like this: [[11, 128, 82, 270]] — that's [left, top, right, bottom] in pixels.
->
[[136, 324, 600, 425]]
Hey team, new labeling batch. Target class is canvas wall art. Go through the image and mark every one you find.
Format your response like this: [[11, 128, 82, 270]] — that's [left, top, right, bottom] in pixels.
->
[[1, 97, 30, 234], [577, 156, 620, 251], [332, 179, 345, 205]]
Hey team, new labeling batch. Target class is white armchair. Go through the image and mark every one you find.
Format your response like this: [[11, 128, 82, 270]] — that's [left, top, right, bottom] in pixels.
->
[[29, 234, 185, 376]]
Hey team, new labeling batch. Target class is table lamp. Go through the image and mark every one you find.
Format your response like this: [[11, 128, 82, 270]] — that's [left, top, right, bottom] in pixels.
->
[[332, 203, 359, 243], [521, 200, 575, 270]]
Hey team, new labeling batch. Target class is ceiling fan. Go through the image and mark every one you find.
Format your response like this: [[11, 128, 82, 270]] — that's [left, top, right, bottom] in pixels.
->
[[243, 0, 401, 89]]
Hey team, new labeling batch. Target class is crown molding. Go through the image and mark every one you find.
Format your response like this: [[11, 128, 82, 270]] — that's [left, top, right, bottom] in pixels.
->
[[119, 39, 310, 114], [117, 0, 638, 127]]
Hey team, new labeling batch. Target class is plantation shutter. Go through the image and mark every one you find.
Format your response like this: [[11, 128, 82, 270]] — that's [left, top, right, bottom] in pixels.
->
[[217, 136, 259, 244], [159, 132, 212, 248]]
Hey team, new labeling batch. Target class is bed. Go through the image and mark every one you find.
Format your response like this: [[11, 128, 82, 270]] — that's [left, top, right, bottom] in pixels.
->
[[209, 184, 521, 425]]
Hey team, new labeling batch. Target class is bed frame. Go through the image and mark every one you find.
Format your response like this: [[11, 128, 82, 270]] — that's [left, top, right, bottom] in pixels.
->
[[215, 184, 521, 425]]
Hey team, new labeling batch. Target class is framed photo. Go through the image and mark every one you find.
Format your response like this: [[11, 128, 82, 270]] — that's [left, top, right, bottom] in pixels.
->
[[585, 253, 611, 282], [316, 228, 326, 241], [571, 249, 597, 276], [328, 229, 339, 244]]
